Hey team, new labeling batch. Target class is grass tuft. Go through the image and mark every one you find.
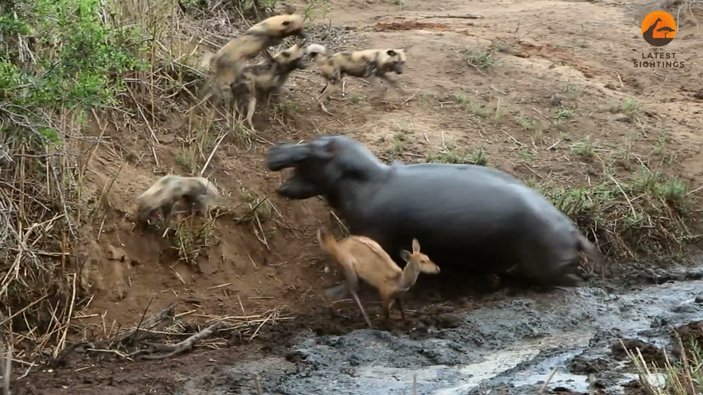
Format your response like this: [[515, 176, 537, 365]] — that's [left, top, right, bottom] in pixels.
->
[[537, 165, 692, 261], [427, 146, 488, 166]]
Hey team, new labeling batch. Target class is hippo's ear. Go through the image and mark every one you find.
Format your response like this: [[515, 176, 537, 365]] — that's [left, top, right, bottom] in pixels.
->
[[312, 139, 337, 160], [399, 249, 411, 262]]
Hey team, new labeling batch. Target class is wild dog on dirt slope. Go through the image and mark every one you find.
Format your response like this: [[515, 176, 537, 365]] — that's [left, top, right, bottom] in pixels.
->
[[305, 43, 408, 114], [230, 42, 310, 131], [206, 13, 306, 95], [136, 175, 220, 227]]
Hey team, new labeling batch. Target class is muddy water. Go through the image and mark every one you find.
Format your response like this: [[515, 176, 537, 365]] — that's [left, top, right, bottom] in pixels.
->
[[187, 266, 703, 395]]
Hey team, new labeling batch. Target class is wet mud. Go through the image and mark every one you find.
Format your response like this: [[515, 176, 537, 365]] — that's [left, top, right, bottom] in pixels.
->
[[162, 266, 703, 395]]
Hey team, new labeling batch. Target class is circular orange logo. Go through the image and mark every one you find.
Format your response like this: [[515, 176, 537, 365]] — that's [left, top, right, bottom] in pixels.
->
[[641, 10, 677, 46]]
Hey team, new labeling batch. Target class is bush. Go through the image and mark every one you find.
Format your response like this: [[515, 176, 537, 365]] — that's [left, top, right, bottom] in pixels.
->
[[0, 0, 147, 357]]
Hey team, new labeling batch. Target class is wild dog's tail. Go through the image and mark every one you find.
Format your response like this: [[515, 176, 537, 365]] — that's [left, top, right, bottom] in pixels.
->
[[305, 43, 327, 59], [317, 227, 360, 297]]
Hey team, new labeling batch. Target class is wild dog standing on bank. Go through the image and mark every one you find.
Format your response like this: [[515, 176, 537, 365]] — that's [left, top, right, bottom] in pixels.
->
[[305, 44, 408, 114], [317, 227, 440, 328], [136, 175, 220, 227], [206, 13, 306, 95], [230, 42, 310, 131]]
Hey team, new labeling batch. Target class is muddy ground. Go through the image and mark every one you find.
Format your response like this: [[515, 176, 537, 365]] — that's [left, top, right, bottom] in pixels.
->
[[16, 264, 703, 394], [9, 0, 703, 393]]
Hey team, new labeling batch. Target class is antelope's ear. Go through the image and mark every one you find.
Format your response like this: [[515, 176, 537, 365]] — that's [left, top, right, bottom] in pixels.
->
[[412, 238, 420, 253], [399, 250, 411, 262]]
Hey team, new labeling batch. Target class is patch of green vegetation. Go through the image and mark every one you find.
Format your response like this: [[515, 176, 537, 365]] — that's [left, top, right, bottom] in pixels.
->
[[518, 149, 536, 164], [561, 84, 581, 98], [176, 147, 198, 174], [555, 107, 575, 123], [427, 145, 488, 166], [302, 0, 333, 22], [540, 165, 692, 261], [348, 94, 363, 104], [493, 99, 506, 125], [0, 0, 149, 357], [272, 98, 299, 117], [611, 96, 641, 119], [571, 139, 595, 160], [514, 114, 536, 131], [417, 93, 434, 106], [239, 187, 273, 223], [453, 94, 490, 118], [464, 46, 497, 71], [384, 130, 411, 160], [172, 215, 217, 267]]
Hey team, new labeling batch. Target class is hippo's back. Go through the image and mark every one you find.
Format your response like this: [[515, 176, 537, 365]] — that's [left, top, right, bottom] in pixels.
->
[[349, 163, 551, 273]]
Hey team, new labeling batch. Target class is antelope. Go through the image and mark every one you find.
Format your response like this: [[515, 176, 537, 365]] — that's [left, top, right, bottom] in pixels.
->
[[317, 227, 440, 328]]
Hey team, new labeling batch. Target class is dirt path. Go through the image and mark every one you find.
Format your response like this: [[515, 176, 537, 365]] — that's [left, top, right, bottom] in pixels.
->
[[10, 0, 703, 393]]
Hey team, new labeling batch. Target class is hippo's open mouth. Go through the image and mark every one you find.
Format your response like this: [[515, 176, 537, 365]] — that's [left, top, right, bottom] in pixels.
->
[[266, 143, 309, 171], [276, 172, 320, 199]]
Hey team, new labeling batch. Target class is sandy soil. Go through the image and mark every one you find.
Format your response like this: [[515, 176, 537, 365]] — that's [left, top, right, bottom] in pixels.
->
[[10, 0, 703, 393]]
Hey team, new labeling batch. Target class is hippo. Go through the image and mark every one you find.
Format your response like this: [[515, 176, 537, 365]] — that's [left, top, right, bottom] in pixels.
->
[[265, 135, 602, 287]]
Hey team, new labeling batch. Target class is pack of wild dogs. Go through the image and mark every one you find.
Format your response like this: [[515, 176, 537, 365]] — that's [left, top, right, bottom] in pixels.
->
[[198, 11, 407, 130], [134, 12, 603, 329]]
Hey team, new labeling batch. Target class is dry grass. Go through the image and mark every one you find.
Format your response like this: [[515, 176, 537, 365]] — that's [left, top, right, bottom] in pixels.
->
[[534, 162, 693, 263], [0, 0, 304, 374], [50, 301, 292, 364], [621, 335, 703, 395], [0, 339, 11, 395]]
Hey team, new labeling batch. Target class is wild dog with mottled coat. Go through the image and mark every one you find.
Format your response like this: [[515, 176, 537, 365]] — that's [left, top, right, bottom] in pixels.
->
[[230, 42, 310, 131], [207, 13, 306, 93], [305, 44, 408, 114], [136, 175, 220, 227]]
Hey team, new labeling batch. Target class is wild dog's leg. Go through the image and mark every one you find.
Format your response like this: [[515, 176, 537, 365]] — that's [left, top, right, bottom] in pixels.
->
[[245, 95, 257, 132], [317, 79, 337, 115], [379, 73, 408, 95], [161, 201, 174, 229], [191, 194, 209, 218], [137, 206, 152, 226], [227, 79, 244, 120], [367, 74, 386, 101]]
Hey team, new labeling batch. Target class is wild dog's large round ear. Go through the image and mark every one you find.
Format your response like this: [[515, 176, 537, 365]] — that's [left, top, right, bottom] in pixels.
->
[[386, 49, 397, 56]]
